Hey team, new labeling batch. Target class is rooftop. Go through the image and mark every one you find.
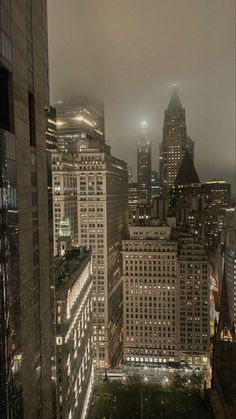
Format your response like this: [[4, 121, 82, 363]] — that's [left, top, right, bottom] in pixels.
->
[[55, 247, 91, 290]]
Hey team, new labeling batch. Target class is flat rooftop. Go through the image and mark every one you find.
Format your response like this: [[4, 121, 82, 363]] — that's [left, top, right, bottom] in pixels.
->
[[55, 247, 91, 289]]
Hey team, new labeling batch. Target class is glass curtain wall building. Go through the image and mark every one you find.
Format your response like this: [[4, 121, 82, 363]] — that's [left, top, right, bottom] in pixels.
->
[[0, 1, 53, 418]]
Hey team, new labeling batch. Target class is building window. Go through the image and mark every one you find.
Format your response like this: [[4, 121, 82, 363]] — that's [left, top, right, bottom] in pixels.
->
[[28, 91, 36, 146], [0, 65, 13, 131]]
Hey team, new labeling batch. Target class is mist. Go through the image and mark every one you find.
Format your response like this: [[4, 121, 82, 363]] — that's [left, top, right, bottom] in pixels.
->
[[48, 0, 235, 193]]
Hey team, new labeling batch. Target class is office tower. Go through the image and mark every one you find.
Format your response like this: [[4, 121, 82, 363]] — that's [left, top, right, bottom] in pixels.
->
[[151, 170, 160, 199], [123, 227, 210, 372], [76, 145, 128, 370], [52, 151, 78, 255], [203, 180, 231, 250], [177, 233, 210, 371], [56, 102, 105, 152], [53, 104, 129, 370], [123, 226, 179, 366], [0, 1, 52, 418], [159, 86, 194, 190], [55, 247, 93, 419], [128, 182, 138, 222], [137, 123, 151, 204]]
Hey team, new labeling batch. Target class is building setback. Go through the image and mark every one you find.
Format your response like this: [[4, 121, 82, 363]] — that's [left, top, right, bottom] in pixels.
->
[[0, 0, 53, 417], [55, 248, 93, 419]]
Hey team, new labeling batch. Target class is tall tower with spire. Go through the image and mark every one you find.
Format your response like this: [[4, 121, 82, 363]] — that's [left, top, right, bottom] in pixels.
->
[[137, 121, 152, 204], [159, 86, 194, 190]]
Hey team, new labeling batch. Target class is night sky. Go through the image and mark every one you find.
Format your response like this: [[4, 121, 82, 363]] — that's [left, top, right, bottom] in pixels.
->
[[48, 0, 235, 194]]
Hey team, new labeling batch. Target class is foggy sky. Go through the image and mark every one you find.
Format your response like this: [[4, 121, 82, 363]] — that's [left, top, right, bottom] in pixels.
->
[[48, 0, 235, 193]]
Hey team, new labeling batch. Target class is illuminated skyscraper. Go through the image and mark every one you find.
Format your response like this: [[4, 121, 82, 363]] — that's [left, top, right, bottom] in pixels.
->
[[0, 1, 53, 417], [56, 102, 105, 152], [159, 87, 194, 190], [53, 103, 129, 371], [203, 180, 231, 250], [55, 247, 93, 419], [76, 145, 128, 370], [52, 151, 78, 255], [123, 227, 210, 373], [137, 122, 151, 204]]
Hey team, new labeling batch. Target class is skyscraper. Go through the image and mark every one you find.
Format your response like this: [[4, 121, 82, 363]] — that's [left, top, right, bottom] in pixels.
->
[[123, 226, 179, 367], [0, 1, 53, 417], [159, 86, 194, 190], [56, 102, 105, 152], [53, 103, 129, 371], [52, 151, 78, 255], [55, 247, 93, 419], [76, 144, 128, 370], [122, 226, 210, 372], [137, 122, 151, 204], [203, 180, 231, 250]]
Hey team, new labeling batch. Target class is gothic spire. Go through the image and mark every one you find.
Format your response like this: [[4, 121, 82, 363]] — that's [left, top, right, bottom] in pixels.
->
[[175, 151, 200, 185]]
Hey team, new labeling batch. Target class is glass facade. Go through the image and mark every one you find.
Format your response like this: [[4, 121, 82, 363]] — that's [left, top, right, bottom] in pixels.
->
[[0, 1, 53, 417], [56, 102, 105, 152], [0, 0, 12, 66]]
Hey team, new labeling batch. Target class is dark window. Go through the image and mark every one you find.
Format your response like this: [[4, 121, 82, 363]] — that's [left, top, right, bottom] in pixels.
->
[[31, 171, 37, 186], [0, 66, 11, 131], [28, 91, 36, 146]]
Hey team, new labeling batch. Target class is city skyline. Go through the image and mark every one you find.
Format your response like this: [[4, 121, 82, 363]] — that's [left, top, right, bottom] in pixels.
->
[[48, 0, 235, 193], [0, 1, 235, 418]]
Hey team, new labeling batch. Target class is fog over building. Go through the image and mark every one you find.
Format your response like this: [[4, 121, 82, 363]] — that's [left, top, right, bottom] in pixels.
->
[[56, 102, 104, 152]]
